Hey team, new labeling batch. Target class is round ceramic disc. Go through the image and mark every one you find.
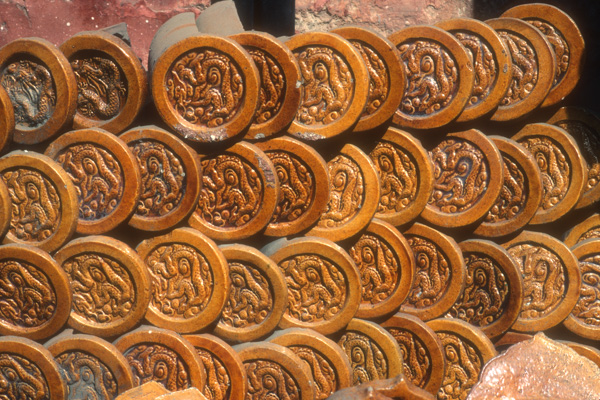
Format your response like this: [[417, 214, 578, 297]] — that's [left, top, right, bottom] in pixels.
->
[[0, 151, 79, 252], [400, 223, 466, 321], [474, 136, 543, 238], [53, 235, 151, 338], [436, 18, 513, 122], [45, 128, 142, 235], [136, 227, 229, 333], [486, 17, 556, 121], [501, 3, 585, 107], [0, 37, 77, 144], [0, 84, 14, 153], [0, 178, 10, 240], [388, 25, 474, 129], [331, 26, 405, 132], [152, 34, 260, 143], [285, 32, 369, 140], [512, 123, 585, 224], [229, 32, 301, 140], [120, 125, 202, 231], [60, 30, 148, 133], [564, 214, 600, 248], [503, 230, 581, 332], [369, 127, 434, 227], [422, 129, 504, 228]]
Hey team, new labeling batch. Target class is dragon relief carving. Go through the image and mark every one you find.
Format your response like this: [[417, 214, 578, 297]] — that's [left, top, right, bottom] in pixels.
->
[[0, 260, 56, 328], [404, 235, 451, 309], [194, 348, 230, 400], [437, 332, 482, 400], [369, 142, 417, 214], [57, 143, 123, 221], [453, 31, 496, 107], [62, 253, 135, 324], [220, 262, 272, 328], [71, 56, 127, 120], [387, 328, 431, 389], [349, 233, 400, 305], [2, 168, 61, 242], [247, 47, 285, 124], [526, 19, 570, 86], [485, 155, 527, 223], [429, 139, 489, 213], [350, 40, 389, 117], [556, 120, 600, 195], [294, 46, 353, 125], [397, 40, 458, 115], [125, 344, 190, 391], [56, 351, 117, 400], [166, 49, 244, 128], [339, 331, 388, 385], [289, 346, 337, 400], [267, 151, 313, 224], [145, 243, 213, 319], [0, 354, 49, 400], [279, 255, 347, 323], [508, 244, 566, 319], [448, 253, 509, 326], [571, 254, 600, 326], [196, 154, 262, 228], [518, 137, 570, 210], [580, 229, 600, 243], [245, 359, 300, 400], [498, 31, 538, 106], [317, 155, 363, 228], [131, 140, 185, 218], [0, 59, 55, 129]]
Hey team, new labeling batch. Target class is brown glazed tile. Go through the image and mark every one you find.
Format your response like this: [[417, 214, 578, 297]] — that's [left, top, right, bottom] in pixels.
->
[[564, 213, 600, 248], [346, 219, 415, 320], [53, 235, 151, 338], [233, 341, 316, 400], [285, 32, 369, 141], [512, 123, 585, 225], [436, 18, 513, 122], [116, 382, 170, 400], [474, 136, 543, 238], [268, 327, 352, 399], [114, 326, 206, 391], [547, 107, 600, 209], [501, 3, 585, 108], [400, 223, 466, 321], [337, 318, 404, 385], [502, 230, 581, 332], [46, 332, 135, 398], [263, 236, 361, 336], [151, 34, 260, 143], [388, 25, 474, 129], [0, 84, 14, 153], [45, 128, 142, 235], [229, 32, 301, 141], [380, 312, 445, 396], [0, 336, 67, 399], [492, 331, 532, 352], [188, 141, 279, 241], [307, 143, 380, 242], [0, 38, 77, 144], [561, 340, 600, 369], [255, 136, 330, 237], [0, 178, 10, 240], [60, 30, 148, 134], [183, 333, 247, 400], [563, 239, 600, 340], [0, 244, 71, 340], [330, 26, 405, 132], [0, 151, 78, 252], [450, 239, 523, 339], [427, 318, 497, 400], [136, 227, 229, 334], [214, 244, 288, 343], [369, 127, 434, 227], [486, 18, 555, 121], [422, 129, 503, 228], [120, 125, 202, 232]]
